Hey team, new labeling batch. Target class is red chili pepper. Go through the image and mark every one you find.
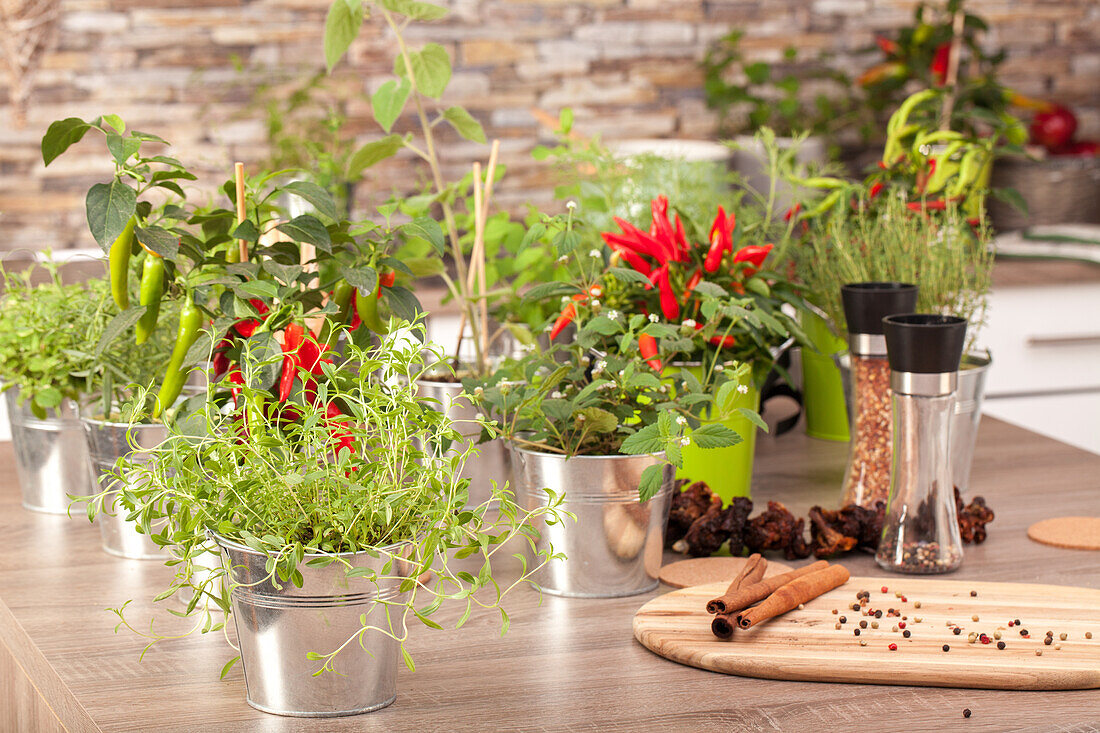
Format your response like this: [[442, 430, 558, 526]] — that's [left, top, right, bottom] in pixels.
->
[[876, 36, 900, 56], [638, 333, 661, 371], [656, 266, 679, 321], [550, 301, 578, 340], [783, 203, 801, 222], [649, 196, 681, 262], [613, 217, 676, 263], [732, 243, 773, 277], [376, 269, 396, 299], [279, 322, 305, 402], [682, 268, 702, 302], [673, 213, 688, 256], [906, 199, 949, 212], [931, 43, 951, 86], [869, 182, 885, 199], [232, 299, 271, 339], [228, 367, 245, 407], [691, 322, 736, 348]]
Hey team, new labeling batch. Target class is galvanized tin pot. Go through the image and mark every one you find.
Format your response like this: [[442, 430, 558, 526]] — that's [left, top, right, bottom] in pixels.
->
[[6, 388, 93, 514], [215, 535, 414, 717], [414, 378, 510, 508], [509, 446, 673, 598], [952, 353, 992, 493], [81, 418, 171, 560]]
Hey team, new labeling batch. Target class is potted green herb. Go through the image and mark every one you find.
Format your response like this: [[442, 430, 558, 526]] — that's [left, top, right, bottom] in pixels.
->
[[89, 324, 562, 717], [562, 193, 806, 502], [0, 261, 107, 513]]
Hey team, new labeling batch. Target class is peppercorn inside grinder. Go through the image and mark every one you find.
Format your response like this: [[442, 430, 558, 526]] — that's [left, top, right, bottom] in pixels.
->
[[875, 314, 968, 574], [838, 282, 919, 509]]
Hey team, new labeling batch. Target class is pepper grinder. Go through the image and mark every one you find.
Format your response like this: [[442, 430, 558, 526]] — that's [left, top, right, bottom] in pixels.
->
[[875, 314, 967, 575], [838, 282, 918, 509]]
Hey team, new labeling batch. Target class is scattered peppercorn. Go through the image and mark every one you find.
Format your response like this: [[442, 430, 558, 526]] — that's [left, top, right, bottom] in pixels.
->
[[997, 641, 1006, 650], [1008, 621, 1014, 627], [899, 621, 906, 629], [881, 586, 888, 593], [970, 590, 977, 597], [972, 615, 980, 622], [953, 627, 961, 635], [980, 635, 992, 645], [914, 601, 922, 609], [875, 610, 883, 619], [860, 620, 868, 629], [903, 630, 911, 638], [1055, 644, 1062, 650], [943, 644, 950, 652], [1044, 637, 1053, 646], [872, 621, 879, 629], [901, 596, 907, 603], [840, 616, 847, 624], [1087, 632, 1093, 639], [963, 708, 971, 718], [835, 622, 842, 630], [859, 639, 867, 647], [994, 631, 1002, 640], [1020, 629, 1029, 637], [1015, 619, 1021, 626], [888, 643, 897, 651], [1060, 633, 1067, 641], [1036, 650, 1043, 656], [895, 591, 903, 598], [854, 629, 860, 636], [797, 604, 805, 610], [852, 603, 861, 612], [832, 609, 838, 615]]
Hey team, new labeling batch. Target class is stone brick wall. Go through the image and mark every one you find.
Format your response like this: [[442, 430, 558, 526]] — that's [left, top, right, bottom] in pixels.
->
[[1, 0, 1097, 251]]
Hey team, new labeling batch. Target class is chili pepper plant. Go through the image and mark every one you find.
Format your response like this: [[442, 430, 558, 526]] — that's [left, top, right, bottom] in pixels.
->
[[41, 113, 432, 421], [86, 322, 564, 675]]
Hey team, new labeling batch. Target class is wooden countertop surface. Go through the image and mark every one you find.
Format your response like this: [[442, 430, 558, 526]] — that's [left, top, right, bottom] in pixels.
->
[[1, 417, 1099, 732]]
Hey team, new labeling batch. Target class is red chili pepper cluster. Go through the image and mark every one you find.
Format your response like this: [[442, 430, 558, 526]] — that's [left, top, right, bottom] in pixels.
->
[[548, 284, 603, 340], [278, 322, 332, 403]]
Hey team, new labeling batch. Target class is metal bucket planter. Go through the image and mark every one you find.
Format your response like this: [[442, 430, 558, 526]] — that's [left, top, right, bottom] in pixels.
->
[[215, 535, 414, 717], [81, 418, 171, 560], [509, 446, 673, 598], [952, 353, 992, 493], [6, 388, 93, 514], [414, 378, 510, 508]]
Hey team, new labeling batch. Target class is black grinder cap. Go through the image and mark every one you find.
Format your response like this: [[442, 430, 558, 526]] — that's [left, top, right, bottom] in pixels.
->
[[882, 314, 967, 374], [841, 282, 918, 335]]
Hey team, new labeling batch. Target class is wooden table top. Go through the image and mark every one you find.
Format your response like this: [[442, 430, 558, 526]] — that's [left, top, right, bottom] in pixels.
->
[[2, 417, 1098, 732]]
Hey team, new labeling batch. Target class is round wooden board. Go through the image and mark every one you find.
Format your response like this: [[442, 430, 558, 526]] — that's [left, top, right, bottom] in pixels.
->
[[1028, 516, 1100, 551], [633, 576, 1100, 690], [659, 556, 792, 589]]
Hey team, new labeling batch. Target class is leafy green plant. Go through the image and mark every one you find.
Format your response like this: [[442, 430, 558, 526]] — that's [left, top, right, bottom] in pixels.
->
[[794, 193, 992, 350], [85, 322, 564, 673], [702, 30, 859, 153], [0, 261, 176, 418]]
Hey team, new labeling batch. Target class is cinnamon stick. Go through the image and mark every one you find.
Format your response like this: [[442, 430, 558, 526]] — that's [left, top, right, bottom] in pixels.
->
[[707, 559, 828, 617], [736, 564, 850, 630], [705, 554, 766, 614]]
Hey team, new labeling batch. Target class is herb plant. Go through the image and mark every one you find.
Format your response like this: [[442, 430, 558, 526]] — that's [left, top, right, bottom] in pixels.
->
[[89, 322, 564, 674]]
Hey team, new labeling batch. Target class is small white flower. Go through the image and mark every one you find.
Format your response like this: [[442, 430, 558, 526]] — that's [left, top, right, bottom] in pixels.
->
[[682, 318, 697, 329], [596, 360, 608, 371], [551, 391, 563, 399], [607, 309, 619, 320], [473, 386, 484, 396], [714, 363, 724, 372], [659, 385, 669, 393], [566, 200, 577, 211], [737, 384, 749, 394], [576, 414, 586, 422], [581, 355, 591, 365], [618, 369, 625, 377], [676, 415, 687, 426], [588, 248, 602, 258], [557, 255, 569, 264], [680, 436, 691, 446], [561, 295, 571, 304], [648, 313, 660, 323], [590, 299, 600, 310]]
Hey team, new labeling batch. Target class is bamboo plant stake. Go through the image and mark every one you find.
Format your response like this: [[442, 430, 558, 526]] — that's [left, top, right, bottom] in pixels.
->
[[234, 161, 248, 263], [454, 139, 501, 375], [939, 9, 966, 131]]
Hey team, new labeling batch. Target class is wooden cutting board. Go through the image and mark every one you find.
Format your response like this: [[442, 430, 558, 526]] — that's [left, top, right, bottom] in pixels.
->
[[633, 576, 1100, 690]]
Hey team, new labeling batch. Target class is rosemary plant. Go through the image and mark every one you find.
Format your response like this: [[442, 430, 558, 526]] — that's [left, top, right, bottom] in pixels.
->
[[87, 322, 564, 674]]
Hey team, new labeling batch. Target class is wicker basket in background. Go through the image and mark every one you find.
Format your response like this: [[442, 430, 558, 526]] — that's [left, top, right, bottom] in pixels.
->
[[988, 155, 1100, 231]]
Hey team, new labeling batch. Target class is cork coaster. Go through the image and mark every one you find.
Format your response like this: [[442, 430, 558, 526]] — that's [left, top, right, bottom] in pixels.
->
[[1027, 517, 1100, 551], [659, 556, 793, 589]]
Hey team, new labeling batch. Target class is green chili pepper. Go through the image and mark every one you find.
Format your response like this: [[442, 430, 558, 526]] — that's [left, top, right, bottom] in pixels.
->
[[354, 277, 388, 335], [135, 252, 165, 345], [153, 298, 203, 419], [109, 216, 136, 310], [947, 147, 988, 199]]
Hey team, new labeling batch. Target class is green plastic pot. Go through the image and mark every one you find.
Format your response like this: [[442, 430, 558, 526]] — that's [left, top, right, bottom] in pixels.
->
[[675, 363, 759, 504], [800, 310, 850, 442]]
